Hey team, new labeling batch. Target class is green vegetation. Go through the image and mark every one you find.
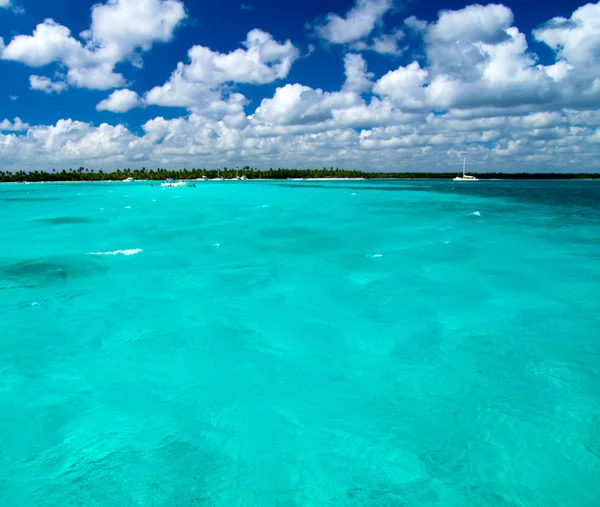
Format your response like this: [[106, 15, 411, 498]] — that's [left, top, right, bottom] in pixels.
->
[[1, 166, 599, 182]]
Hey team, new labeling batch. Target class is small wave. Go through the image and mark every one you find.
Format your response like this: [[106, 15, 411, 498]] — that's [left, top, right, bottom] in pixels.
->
[[372, 253, 383, 258], [472, 211, 481, 217], [125, 206, 132, 209], [88, 249, 143, 256], [214, 243, 221, 247]]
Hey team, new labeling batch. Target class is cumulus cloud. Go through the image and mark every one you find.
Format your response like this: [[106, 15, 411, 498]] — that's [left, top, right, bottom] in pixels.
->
[[2, 19, 83, 67], [1, 0, 186, 91], [342, 53, 374, 93], [533, 3, 600, 65], [373, 61, 428, 109], [145, 29, 299, 115], [254, 84, 362, 126], [164, 29, 298, 87], [0, 117, 29, 131], [29, 75, 68, 94], [0, 0, 12, 8], [314, 0, 394, 44], [97, 89, 143, 112], [1, 108, 599, 173], [372, 2, 600, 112], [352, 29, 404, 55], [253, 53, 378, 126]]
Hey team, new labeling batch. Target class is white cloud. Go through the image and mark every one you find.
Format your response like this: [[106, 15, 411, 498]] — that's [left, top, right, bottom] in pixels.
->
[[373, 61, 428, 109], [253, 54, 378, 126], [2, 109, 599, 173], [314, 0, 394, 44], [97, 89, 143, 112], [404, 15, 427, 33], [0, 0, 11, 8], [9, 95, 18, 101], [2, 19, 82, 67], [372, 3, 600, 112], [175, 29, 298, 86], [1, 0, 186, 91], [29, 75, 68, 94], [145, 29, 298, 114], [342, 53, 374, 93], [254, 84, 362, 126], [81, 0, 186, 57], [427, 3, 513, 44], [533, 3, 600, 66], [352, 29, 404, 55], [0, 117, 29, 131]]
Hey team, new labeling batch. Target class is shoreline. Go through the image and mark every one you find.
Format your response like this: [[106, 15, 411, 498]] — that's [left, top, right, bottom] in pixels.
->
[[3, 176, 600, 184]]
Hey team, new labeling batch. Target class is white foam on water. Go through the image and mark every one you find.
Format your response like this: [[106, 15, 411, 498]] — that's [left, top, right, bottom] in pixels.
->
[[125, 206, 132, 209], [352, 193, 357, 196], [214, 243, 221, 247], [88, 249, 143, 256], [472, 211, 481, 217], [372, 253, 383, 258]]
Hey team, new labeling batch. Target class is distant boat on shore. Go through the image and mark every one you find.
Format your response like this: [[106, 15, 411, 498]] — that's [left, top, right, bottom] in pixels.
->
[[453, 158, 478, 181], [161, 179, 186, 188], [212, 164, 224, 181]]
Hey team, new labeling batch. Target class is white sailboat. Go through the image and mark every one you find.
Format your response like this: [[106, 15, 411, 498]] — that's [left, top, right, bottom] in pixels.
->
[[211, 163, 224, 181], [453, 157, 478, 181]]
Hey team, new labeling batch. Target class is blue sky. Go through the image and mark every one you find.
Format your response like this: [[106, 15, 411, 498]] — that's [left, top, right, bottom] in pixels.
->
[[0, 0, 598, 172]]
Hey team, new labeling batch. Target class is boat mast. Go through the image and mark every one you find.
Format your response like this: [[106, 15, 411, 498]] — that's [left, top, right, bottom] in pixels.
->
[[463, 157, 466, 177]]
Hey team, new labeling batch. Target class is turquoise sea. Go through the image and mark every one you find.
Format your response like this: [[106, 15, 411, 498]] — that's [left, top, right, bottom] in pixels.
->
[[1, 179, 599, 506]]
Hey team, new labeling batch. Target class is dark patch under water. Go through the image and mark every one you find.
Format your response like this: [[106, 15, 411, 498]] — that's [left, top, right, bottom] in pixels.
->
[[0, 257, 106, 290], [35, 216, 105, 225], [1, 197, 64, 202]]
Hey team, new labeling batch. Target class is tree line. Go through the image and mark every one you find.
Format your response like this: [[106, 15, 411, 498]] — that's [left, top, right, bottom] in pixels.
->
[[1, 166, 599, 182]]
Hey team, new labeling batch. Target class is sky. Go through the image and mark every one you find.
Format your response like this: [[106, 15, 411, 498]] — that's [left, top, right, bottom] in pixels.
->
[[0, 0, 599, 173]]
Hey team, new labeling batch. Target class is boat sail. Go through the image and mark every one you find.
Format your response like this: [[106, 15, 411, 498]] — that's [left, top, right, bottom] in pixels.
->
[[453, 157, 478, 181]]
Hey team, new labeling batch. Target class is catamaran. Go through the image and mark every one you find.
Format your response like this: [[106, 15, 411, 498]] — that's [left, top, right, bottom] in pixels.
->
[[453, 158, 478, 181]]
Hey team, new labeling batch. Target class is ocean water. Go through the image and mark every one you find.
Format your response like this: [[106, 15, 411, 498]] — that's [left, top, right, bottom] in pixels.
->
[[1, 180, 599, 506]]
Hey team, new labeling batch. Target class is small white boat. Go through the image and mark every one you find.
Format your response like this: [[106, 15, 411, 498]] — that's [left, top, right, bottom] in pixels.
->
[[161, 179, 187, 188], [240, 175, 248, 181], [211, 166, 224, 180], [123, 177, 135, 182], [454, 158, 478, 181]]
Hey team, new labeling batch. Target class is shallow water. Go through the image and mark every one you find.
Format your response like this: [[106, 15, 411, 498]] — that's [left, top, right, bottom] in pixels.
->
[[1, 180, 599, 506]]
